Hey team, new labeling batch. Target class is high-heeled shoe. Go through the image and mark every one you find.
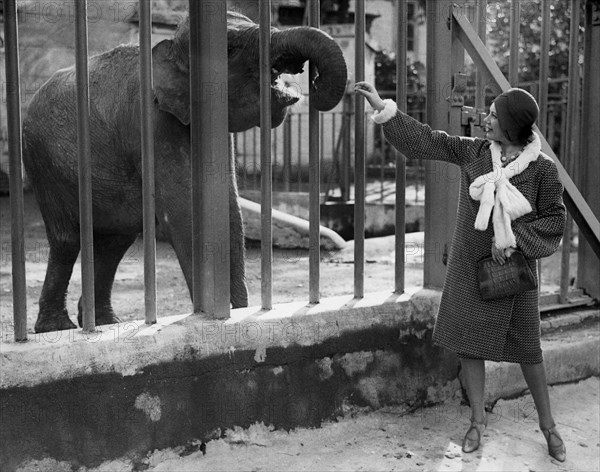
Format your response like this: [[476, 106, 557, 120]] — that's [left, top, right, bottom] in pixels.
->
[[542, 426, 566, 462], [462, 418, 487, 453]]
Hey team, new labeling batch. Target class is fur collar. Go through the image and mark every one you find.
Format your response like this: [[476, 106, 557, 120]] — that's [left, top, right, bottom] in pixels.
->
[[469, 133, 542, 249]]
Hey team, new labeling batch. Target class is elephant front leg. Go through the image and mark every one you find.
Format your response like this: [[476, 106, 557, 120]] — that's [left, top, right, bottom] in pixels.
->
[[77, 233, 138, 327], [35, 242, 80, 333], [160, 197, 248, 310]]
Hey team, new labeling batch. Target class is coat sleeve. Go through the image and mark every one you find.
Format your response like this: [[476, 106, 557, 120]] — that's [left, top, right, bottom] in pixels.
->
[[512, 160, 566, 260], [377, 102, 485, 167]]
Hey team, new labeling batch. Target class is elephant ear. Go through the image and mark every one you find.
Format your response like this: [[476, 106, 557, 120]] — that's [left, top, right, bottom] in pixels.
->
[[152, 40, 190, 125]]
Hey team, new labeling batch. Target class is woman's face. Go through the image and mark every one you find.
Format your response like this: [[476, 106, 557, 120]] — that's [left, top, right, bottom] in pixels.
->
[[483, 103, 508, 143]]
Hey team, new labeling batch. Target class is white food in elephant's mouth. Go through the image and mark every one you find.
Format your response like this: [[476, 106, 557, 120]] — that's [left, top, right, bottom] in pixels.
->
[[271, 76, 303, 106]]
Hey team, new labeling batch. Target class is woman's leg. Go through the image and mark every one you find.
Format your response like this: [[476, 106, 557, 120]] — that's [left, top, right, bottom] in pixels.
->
[[460, 358, 487, 452], [520, 362, 554, 429], [461, 358, 486, 423], [521, 362, 566, 461]]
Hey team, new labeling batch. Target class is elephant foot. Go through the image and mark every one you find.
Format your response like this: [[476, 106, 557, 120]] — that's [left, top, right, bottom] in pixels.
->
[[231, 284, 249, 309], [34, 310, 77, 333], [95, 313, 122, 327], [231, 299, 249, 309], [77, 308, 121, 328]]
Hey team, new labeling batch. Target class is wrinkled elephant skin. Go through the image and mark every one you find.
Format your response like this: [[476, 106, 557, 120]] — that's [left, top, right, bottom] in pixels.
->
[[22, 11, 347, 333]]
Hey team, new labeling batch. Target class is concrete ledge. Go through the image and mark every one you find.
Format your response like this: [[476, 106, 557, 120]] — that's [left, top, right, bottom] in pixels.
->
[[1, 289, 440, 389], [0, 289, 459, 470], [484, 320, 600, 404], [1, 290, 597, 470]]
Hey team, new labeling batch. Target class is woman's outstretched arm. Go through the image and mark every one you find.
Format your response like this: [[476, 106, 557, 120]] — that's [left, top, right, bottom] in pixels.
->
[[355, 81, 485, 167]]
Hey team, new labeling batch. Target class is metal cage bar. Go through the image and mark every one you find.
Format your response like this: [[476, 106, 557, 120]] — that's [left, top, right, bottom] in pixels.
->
[[190, 1, 231, 318], [577, 0, 600, 300], [354, 0, 366, 298], [3, 0, 28, 341], [560, 0, 583, 303], [260, 0, 273, 310], [474, 0, 487, 110], [139, 0, 157, 325], [538, 0, 551, 135], [75, 0, 96, 333], [394, 0, 408, 294], [509, 0, 520, 85], [424, 0, 459, 289], [537, 0, 551, 291], [308, 0, 321, 304]]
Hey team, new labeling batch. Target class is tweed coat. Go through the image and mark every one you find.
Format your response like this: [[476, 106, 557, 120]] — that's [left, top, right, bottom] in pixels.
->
[[380, 108, 566, 363]]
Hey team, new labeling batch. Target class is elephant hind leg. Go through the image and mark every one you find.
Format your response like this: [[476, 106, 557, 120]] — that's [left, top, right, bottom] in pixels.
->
[[77, 233, 138, 327], [35, 238, 80, 333]]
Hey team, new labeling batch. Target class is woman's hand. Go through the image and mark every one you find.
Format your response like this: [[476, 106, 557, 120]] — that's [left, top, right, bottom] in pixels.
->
[[491, 242, 506, 265], [491, 239, 517, 265], [355, 81, 386, 112]]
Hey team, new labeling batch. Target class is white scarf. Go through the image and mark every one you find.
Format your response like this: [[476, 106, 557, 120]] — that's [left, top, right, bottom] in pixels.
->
[[469, 133, 542, 250]]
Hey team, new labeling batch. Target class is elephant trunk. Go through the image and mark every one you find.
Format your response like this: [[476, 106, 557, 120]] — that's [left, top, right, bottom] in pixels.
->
[[271, 27, 347, 111]]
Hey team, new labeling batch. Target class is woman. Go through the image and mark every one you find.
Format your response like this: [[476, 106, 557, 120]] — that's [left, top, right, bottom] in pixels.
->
[[355, 82, 567, 462]]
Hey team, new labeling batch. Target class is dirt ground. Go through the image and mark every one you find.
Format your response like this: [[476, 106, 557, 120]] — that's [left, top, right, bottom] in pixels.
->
[[15, 377, 600, 472], [0, 192, 574, 340]]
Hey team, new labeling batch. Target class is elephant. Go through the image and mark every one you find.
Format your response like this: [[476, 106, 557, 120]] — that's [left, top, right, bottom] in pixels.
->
[[22, 11, 347, 333]]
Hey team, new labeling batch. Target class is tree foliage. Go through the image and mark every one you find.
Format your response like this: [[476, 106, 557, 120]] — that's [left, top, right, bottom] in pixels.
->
[[484, 0, 584, 85], [375, 0, 583, 99]]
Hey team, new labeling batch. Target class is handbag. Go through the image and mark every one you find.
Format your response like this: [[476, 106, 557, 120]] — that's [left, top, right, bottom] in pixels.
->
[[478, 250, 537, 301]]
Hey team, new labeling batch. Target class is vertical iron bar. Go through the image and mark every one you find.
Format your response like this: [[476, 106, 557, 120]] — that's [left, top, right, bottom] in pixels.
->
[[577, 0, 600, 300], [331, 113, 336, 193], [273, 126, 278, 185], [242, 131, 247, 188], [379, 124, 384, 203], [253, 129, 258, 190], [308, 0, 320, 304], [424, 0, 459, 288], [474, 0, 487, 110], [354, 0, 366, 298], [283, 115, 291, 191], [3, 0, 27, 341], [560, 0, 582, 303], [75, 0, 95, 333], [297, 115, 302, 192], [342, 96, 351, 201], [509, 0, 520, 86], [538, 0, 550, 135], [260, 0, 273, 309], [395, 0, 407, 294], [139, 0, 157, 325], [537, 0, 551, 290], [320, 115, 325, 162], [190, 1, 230, 317], [566, 0, 582, 188]]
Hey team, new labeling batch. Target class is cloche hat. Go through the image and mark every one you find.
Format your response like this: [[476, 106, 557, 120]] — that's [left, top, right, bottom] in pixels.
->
[[493, 88, 539, 142]]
